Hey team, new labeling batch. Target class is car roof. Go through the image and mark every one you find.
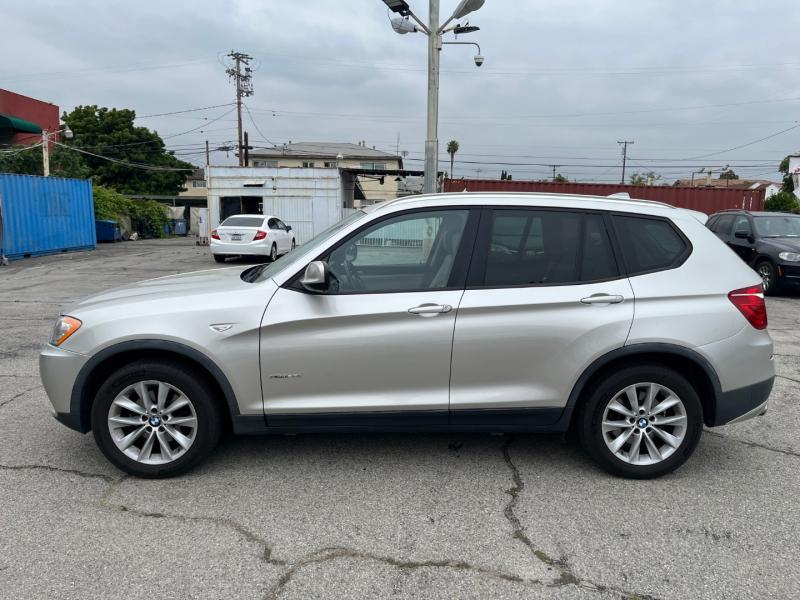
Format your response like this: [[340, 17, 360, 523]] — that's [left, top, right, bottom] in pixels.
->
[[710, 210, 796, 217], [221, 214, 271, 220], [374, 191, 685, 218]]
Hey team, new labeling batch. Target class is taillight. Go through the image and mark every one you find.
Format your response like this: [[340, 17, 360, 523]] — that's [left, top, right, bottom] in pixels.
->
[[728, 284, 767, 330], [253, 230, 267, 240], [211, 229, 220, 240]]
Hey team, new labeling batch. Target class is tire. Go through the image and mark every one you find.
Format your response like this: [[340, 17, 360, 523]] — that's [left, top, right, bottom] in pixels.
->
[[756, 260, 781, 296], [213, 254, 226, 263], [91, 360, 223, 478], [291, 239, 296, 251], [269, 244, 277, 262], [577, 364, 703, 479]]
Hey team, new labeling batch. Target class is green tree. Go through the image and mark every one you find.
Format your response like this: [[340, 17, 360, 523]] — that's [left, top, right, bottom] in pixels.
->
[[764, 191, 799, 213], [779, 155, 795, 194], [554, 173, 568, 183], [61, 106, 194, 195], [629, 171, 661, 185], [446, 140, 459, 179], [719, 169, 738, 180], [0, 144, 91, 179], [93, 185, 169, 237]]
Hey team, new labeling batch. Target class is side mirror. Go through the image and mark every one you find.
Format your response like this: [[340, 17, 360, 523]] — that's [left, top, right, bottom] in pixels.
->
[[734, 231, 753, 241], [300, 261, 328, 292], [285, 225, 292, 232]]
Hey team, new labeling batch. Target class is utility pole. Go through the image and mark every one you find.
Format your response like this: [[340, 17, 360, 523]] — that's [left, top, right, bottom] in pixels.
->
[[618, 140, 634, 184], [226, 50, 254, 167], [243, 131, 250, 166], [205, 140, 210, 167], [41, 130, 50, 177], [550, 164, 563, 181], [425, 0, 441, 194]]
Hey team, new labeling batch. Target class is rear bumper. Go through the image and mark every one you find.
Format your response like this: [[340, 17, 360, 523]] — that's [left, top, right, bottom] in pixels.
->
[[709, 376, 774, 426], [210, 240, 271, 256]]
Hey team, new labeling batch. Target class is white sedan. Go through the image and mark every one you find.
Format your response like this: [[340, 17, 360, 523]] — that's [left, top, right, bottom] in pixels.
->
[[211, 214, 296, 263]]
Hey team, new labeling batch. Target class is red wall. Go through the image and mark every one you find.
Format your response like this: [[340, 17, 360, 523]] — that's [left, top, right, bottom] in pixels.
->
[[443, 179, 765, 214], [0, 89, 60, 146]]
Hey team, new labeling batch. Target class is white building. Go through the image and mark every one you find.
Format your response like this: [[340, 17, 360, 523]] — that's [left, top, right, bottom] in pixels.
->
[[206, 166, 359, 244]]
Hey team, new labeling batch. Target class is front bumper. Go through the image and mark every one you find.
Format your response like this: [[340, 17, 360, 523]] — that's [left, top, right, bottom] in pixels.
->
[[210, 239, 271, 256], [776, 263, 800, 286], [39, 344, 90, 432]]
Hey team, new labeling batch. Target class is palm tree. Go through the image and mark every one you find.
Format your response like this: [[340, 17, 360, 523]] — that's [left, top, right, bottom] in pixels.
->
[[446, 140, 459, 179]]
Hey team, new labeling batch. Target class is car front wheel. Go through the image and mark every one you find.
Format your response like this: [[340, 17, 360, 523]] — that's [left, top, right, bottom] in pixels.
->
[[756, 260, 780, 295], [213, 254, 226, 263], [91, 360, 222, 478], [578, 365, 703, 479], [269, 244, 277, 262]]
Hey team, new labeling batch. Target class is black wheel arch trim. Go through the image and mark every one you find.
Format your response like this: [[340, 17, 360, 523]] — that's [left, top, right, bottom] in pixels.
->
[[556, 342, 723, 430], [69, 339, 243, 434]]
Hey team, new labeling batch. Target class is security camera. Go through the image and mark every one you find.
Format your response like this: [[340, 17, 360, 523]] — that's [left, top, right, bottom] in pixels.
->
[[474, 54, 485, 67], [391, 16, 417, 34]]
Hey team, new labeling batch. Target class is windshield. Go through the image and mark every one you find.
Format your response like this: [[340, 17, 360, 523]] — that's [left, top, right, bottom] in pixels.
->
[[243, 210, 368, 283], [754, 215, 800, 238], [221, 216, 265, 228]]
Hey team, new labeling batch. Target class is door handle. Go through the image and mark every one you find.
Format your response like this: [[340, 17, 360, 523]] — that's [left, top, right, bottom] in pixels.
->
[[580, 294, 624, 305], [408, 303, 453, 316]]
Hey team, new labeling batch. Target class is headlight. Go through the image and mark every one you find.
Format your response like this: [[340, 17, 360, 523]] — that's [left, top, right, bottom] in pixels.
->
[[778, 252, 800, 262], [51, 316, 82, 346]]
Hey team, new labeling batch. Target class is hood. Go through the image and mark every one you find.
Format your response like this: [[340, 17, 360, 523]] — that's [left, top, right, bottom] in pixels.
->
[[760, 237, 800, 253], [65, 267, 253, 314]]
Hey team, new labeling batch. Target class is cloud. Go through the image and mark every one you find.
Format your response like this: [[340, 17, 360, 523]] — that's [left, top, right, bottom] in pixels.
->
[[2, 0, 797, 181]]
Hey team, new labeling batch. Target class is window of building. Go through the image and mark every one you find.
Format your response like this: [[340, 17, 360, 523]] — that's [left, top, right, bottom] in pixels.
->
[[360, 162, 386, 171], [302, 161, 316, 168], [191, 180, 206, 188], [253, 160, 278, 168], [324, 161, 337, 168], [613, 215, 688, 275]]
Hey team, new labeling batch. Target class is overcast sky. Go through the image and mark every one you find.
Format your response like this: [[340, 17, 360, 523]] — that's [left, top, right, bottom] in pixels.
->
[[3, 0, 799, 182]]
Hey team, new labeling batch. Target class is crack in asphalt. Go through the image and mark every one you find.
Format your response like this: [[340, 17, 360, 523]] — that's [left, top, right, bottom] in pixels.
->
[[0, 463, 118, 482], [0, 385, 40, 408], [776, 373, 800, 386], [500, 437, 660, 600], [704, 429, 800, 458]]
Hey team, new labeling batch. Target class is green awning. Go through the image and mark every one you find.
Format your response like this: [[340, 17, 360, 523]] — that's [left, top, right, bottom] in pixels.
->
[[0, 114, 42, 134]]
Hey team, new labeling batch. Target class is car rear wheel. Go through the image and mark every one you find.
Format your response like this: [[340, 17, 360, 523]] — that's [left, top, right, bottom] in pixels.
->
[[291, 239, 296, 251], [213, 254, 226, 263], [269, 244, 277, 262], [578, 365, 703, 479], [91, 360, 222, 478], [756, 260, 780, 295]]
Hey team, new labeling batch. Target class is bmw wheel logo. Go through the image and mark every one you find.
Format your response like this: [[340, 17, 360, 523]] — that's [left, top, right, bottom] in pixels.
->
[[637, 418, 648, 428], [150, 416, 161, 427]]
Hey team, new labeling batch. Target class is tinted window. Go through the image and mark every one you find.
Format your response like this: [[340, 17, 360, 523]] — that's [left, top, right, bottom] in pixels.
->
[[275, 219, 287, 230], [484, 210, 581, 286], [613, 215, 687, 275], [733, 216, 752, 236], [267, 218, 279, 229], [580, 214, 618, 281], [706, 216, 719, 230], [714, 214, 735, 237], [221, 216, 264, 228], [326, 210, 469, 293]]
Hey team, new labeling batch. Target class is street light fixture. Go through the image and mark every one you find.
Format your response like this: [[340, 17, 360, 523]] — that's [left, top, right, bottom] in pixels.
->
[[41, 124, 74, 177], [382, 0, 486, 194]]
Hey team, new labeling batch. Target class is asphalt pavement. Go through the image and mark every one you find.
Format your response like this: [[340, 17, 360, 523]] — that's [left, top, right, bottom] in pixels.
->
[[1, 238, 798, 599]]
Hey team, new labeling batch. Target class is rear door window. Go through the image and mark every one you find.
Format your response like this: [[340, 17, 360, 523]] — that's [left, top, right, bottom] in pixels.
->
[[713, 214, 735, 239], [612, 215, 689, 275]]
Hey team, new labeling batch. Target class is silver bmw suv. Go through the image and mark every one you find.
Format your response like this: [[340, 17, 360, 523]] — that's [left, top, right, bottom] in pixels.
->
[[40, 193, 774, 479]]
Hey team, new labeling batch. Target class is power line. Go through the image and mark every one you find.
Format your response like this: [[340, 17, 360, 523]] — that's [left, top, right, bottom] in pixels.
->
[[242, 103, 278, 148], [54, 141, 194, 171], [137, 103, 235, 119], [683, 123, 800, 160]]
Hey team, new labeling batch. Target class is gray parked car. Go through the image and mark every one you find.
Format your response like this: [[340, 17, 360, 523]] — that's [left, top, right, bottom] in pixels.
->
[[40, 193, 774, 478]]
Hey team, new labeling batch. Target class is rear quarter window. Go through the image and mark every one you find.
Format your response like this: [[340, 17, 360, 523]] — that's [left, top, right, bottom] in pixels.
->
[[222, 216, 265, 227], [613, 215, 689, 275]]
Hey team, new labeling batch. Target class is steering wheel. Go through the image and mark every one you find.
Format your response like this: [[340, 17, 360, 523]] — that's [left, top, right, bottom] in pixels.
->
[[342, 244, 364, 290]]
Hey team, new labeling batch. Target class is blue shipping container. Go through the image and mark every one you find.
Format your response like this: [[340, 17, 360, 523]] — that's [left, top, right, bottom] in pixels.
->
[[0, 173, 96, 261]]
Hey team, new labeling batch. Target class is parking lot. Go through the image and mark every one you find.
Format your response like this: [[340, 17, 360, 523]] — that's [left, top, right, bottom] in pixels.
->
[[1, 238, 799, 599]]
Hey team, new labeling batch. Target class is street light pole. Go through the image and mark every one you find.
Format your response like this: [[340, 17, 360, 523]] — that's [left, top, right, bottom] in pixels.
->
[[424, 0, 441, 194], [383, 0, 485, 195], [41, 130, 50, 177]]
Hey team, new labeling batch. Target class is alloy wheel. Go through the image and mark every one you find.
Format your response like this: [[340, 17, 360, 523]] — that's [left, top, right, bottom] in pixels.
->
[[107, 380, 197, 465], [758, 264, 772, 291], [601, 382, 687, 465]]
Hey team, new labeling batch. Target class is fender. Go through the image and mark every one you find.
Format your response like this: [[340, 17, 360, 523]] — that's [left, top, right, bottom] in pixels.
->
[[69, 339, 243, 433], [552, 342, 723, 431]]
